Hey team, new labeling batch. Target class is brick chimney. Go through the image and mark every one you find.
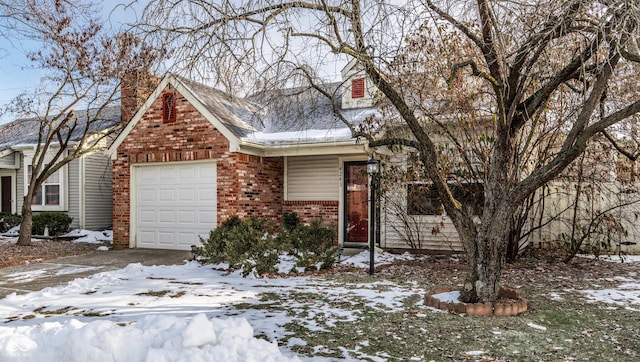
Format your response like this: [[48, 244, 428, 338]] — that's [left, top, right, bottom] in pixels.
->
[[121, 70, 161, 122]]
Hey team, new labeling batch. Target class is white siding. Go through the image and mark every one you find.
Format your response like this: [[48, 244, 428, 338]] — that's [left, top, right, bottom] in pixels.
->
[[527, 181, 640, 254], [286, 155, 339, 201], [82, 152, 113, 230], [381, 183, 464, 252]]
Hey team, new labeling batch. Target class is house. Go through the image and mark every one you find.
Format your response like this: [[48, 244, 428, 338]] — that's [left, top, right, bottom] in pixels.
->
[[0, 107, 120, 230], [107, 60, 387, 250], [108, 61, 640, 255]]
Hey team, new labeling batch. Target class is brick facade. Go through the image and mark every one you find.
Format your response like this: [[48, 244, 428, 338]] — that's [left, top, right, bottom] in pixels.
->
[[282, 201, 339, 226], [112, 85, 284, 248]]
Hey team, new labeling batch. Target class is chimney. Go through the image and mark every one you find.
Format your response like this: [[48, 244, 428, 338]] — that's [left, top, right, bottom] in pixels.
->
[[121, 70, 161, 122]]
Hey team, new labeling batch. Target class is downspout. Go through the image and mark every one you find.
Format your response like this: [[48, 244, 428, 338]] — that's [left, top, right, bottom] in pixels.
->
[[79, 156, 85, 229]]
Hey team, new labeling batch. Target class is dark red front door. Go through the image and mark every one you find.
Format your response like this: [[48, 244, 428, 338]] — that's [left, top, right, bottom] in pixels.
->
[[344, 162, 368, 243], [1, 176, 11, 213]]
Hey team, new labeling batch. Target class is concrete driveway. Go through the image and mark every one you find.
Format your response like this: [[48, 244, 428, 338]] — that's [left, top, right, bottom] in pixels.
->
[[0, 249, 192, 299]]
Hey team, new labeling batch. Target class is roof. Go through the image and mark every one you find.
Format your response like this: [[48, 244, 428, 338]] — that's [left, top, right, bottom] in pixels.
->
[[178, 76, 376, 145], [110, 73, 374, 158], [0, 105, 121, 153]]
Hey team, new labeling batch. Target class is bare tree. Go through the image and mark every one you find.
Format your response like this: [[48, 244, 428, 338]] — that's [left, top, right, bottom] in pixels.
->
[[1, 0, 155, 245], [136, 0, 640, 303]]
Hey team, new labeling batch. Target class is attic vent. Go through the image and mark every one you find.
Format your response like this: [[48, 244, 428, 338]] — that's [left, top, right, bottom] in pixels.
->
[[163, 93, 176, 123], [351, 78, 365, 99]]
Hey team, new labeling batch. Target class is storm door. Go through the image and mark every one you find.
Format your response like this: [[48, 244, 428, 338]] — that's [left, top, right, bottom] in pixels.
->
[[343, 162, 369, 244]]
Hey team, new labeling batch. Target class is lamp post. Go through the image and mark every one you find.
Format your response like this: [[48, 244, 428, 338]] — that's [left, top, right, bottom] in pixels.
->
[[367, 154, 379, 276]]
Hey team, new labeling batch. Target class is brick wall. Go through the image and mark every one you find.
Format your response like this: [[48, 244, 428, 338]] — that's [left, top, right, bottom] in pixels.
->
[[282, 200, 339, 226], [113, 85, 284, 248]]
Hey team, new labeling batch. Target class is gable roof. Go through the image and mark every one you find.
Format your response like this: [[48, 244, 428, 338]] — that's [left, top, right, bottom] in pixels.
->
[[109, 73, 373, 158], [0, 105, 121, 154]]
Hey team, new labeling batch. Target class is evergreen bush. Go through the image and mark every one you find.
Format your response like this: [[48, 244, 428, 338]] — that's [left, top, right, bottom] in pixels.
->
[[32, 212, 72, 236], [195, 213, 338, 277], [0, 213, 21, 232]]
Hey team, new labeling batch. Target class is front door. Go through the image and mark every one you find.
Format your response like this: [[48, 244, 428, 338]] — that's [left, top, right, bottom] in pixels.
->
[[344, 162, 368, 244], [1, 176, 11, 213]]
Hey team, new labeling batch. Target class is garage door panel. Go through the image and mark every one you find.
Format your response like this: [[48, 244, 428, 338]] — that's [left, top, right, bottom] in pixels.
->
[[158, 232, 175, 245], [158, 211, 175, 223], [199, 210, 216, 224], [136, 162, 217, 250], [159, 167, 176, 179], [158, 189, 175, 201], [139, 189, 156, 202], [199, 187, 216, 201], [139, 210, 156, 223], [178, 166, 197, 179], [178, 210, 195, 224], [177, 233, 196, 246], [179, 188, 196, 201]]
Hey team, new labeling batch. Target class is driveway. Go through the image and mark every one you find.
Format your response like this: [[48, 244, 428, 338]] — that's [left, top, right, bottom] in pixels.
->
[[0, 249, 192, 298]]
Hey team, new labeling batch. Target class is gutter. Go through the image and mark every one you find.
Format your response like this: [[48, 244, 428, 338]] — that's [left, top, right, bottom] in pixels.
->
[[235, 138, 370, 157]]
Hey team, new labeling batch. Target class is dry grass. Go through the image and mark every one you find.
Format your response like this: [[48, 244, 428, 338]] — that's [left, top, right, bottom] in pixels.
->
[[0, 238, 99, 268]]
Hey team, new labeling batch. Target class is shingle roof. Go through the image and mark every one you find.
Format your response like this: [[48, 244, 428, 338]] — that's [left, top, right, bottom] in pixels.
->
[[175, 75, 375, 145], [0, 106, 121, 152]]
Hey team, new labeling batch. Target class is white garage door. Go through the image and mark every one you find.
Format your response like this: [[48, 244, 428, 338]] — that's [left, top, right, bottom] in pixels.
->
[[135, 162, 217, 250]]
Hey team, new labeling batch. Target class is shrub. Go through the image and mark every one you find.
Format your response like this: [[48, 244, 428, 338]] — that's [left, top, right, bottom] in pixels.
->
[[195, 216, 283, 277], [0, 213, 21, 233], [196, 215, 338, 277], [32, 212, 72, 236], [284, 219, 338, 272], [281, 212, 300, 231]]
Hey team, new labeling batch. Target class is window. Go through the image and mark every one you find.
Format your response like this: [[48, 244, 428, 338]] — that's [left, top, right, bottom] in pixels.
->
[[162, 93, 176, 123], [28, 165, 61, 206], [407, 182, 484, 216], [351, 78, 365, 98]]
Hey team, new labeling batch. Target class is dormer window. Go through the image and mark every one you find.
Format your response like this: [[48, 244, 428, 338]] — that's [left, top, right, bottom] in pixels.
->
[[162, 93, 176, 123], [351, 78, 365, 99]]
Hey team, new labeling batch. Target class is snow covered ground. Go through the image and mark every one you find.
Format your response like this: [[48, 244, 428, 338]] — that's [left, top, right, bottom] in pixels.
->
[[0, 249, 639, 361], [0, 251, 423, 361]]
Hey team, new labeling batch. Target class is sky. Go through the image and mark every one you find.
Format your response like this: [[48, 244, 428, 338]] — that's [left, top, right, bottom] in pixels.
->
[[0, 1, 142, 124], [0, 0, 353, 125], [2, 232, 640, 361]]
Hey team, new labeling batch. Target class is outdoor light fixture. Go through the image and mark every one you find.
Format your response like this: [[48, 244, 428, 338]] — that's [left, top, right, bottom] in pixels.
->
[[367, 155, 379, 176], [367, 154, 379, 275]]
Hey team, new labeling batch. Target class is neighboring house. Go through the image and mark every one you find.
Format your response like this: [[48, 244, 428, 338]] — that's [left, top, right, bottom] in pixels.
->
[[108, 61, 381, 250], [0, 107, 120, 230]]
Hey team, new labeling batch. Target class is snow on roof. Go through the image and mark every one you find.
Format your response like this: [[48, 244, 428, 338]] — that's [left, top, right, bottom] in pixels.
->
[[243, 127, 354, 144], [175, 75, 379, 146]]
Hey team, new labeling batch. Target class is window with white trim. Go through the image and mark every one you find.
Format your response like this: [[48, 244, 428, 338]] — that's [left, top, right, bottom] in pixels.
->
[[23, 150, 67, 211], [28, 165, 61, 206]]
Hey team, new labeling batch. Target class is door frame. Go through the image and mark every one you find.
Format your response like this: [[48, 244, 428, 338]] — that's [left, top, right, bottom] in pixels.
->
[[0, 171, 16, 214], [339, 157, 369, 247]]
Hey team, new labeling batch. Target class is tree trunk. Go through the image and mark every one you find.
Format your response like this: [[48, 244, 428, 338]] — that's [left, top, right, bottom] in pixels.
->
[[460, 208, 511, 303], [16, 197, 34, 246]]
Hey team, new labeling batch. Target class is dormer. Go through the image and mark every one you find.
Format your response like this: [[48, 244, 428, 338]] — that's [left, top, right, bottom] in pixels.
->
[[341, 59, 374, 110]]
